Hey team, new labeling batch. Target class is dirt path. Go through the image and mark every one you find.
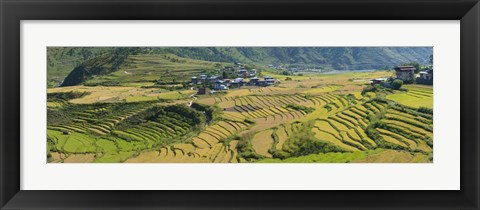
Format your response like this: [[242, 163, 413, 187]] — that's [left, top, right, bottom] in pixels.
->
[[188, 93, 198, 107]]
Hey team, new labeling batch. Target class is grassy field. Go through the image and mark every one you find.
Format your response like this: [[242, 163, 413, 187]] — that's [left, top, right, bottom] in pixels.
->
[[386, 85, 433, 108], [47, 54, 433, 163]]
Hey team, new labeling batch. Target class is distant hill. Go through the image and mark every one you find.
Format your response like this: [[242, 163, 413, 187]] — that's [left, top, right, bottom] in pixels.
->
[[60, 53, 129, 87], [48, 47, 433, 87], [156, 47, 432, 70], [47, 47, 112, 86], [57, 48, 141, 87]]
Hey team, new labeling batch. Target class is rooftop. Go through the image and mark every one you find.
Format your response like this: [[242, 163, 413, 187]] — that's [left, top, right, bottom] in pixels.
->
[[370, 78, 388, 81], [395, 66, 417, 71]]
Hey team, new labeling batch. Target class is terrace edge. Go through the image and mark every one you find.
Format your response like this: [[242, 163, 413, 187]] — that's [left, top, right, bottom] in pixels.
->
[[1, 0, 479, 209]]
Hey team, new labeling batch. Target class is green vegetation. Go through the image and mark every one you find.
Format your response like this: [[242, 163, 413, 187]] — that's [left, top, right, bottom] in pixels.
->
[[258, 149, 385, 163], [237, 133, 265, 161], [392, 79, 403, 90], [361, 84, 381, 96], [47, 91, 90, 102], [61, 48, 141, 86], [47, 47, 113, 87], [418, 106, 433, 115], [49, 47, 432, 87], [286, 103, 315, 113], [386, 85, 433, 108], [47, 47, 433, 163], [190, 102, 222, 123], [47, 101, 210, 162], [157, 47, 432, 70]]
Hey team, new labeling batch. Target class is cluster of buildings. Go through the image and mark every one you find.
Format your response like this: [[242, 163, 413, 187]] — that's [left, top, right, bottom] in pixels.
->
[[191, 65, 277, 94], [370, 65, 433, 86], [194, 76, 277, 94], [395, 65, 433, 84], [238, 68, 256, 78], [213, 76, 275, 90]]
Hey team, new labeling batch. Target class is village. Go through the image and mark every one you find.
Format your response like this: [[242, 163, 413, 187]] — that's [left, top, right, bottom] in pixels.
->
[[46, 46, 435, 165], [191, 63, 277, 95], [191, 61, 434, 95]]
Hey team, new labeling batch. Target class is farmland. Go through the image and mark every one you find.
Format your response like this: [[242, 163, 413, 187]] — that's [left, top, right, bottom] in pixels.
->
[[47, 47, 433, 163], [386, 85, 433, 108]]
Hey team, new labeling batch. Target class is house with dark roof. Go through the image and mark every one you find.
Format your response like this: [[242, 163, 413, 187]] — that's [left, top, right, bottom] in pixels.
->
[[199, 74, 208, 80], [394, 66, 416, 82], [419, 70, 433, 80], [238, 69, 248, 77], [191, 76, 198, 84], [370, 78, 388, 86], [249, 77, 259, 85], [417, 69, 433, 85], [213, 80, 228, 90], [197, 87, 210, 95], [264, 76, 275, 86], [231, 78, 245, 88], [208, 75, 220, 83], [223, 79, 231, 87]]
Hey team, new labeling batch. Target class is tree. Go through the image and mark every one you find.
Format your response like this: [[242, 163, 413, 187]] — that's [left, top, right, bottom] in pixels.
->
[[81, 48, 92, 61], [392, 79, 403, 90]]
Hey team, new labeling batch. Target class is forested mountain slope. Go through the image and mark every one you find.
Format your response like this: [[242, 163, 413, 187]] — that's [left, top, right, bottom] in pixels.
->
[[48, 47, 432, 86]]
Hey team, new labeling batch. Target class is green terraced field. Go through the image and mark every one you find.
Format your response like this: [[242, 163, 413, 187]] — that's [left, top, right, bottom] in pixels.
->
[[47, 47, 433, 163], [386, 85, 433, 108]]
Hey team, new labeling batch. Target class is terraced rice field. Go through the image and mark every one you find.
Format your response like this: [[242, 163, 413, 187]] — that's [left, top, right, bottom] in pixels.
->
[[251, 129, 274, 158], [274, 125, 289, 150], [386, 85, 433, 108], [302, 85, 342, 94], [47, 69, 433, 163]]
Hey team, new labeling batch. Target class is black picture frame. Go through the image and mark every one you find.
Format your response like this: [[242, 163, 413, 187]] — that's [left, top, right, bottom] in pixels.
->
[[1, 0, 479, 209]]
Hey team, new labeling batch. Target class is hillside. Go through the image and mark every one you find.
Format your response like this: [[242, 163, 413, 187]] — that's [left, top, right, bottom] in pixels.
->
[[49, 47, 432, 86], [47, 70, 433, 163], [157, 47, 432, 69], [60, 53, 228, 87], [47, 47, 113, 86]]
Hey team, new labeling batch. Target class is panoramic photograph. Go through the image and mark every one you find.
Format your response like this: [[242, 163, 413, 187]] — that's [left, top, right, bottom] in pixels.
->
[[47, 47, 433, 163]]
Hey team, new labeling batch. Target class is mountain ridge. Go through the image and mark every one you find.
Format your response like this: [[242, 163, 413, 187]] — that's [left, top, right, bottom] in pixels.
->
[[154, 47, 432, 69], [48, 47, 433, 87]]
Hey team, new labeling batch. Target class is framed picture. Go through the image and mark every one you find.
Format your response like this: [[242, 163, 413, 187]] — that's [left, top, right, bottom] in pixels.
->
[[1, 0, 479, 209]]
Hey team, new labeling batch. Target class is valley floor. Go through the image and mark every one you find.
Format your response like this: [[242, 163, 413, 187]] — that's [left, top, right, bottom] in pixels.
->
[[47, 70, 433, 163]]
